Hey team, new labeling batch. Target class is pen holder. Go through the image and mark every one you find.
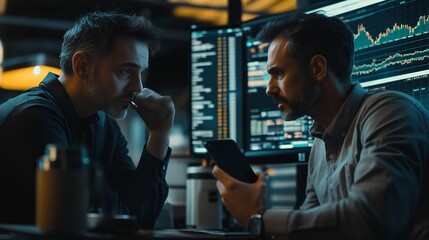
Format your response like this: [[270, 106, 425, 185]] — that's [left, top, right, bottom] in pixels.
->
[[36, 144, 91, 235]]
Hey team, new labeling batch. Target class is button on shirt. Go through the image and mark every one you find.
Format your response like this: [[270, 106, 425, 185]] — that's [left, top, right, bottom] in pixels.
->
[[263, 83, 429, 239]]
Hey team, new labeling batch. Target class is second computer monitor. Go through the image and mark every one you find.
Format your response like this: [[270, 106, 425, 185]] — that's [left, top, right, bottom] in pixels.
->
[[190, 26, 244, 156], [243, 13, 314, 159], [242, 0, 429, 159]]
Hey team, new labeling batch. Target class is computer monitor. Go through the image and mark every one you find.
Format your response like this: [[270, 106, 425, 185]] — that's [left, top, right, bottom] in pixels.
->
[[189, 26, 244, 156], [189, 0, 429, 160], [323, 0, 429, 112], [242, 0, 429, 159], [242, 9, 314, 160]]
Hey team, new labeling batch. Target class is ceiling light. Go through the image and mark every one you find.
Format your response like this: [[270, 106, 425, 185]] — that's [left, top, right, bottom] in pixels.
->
[[0, 53, 61, 91], [169, 0, 297, 25]]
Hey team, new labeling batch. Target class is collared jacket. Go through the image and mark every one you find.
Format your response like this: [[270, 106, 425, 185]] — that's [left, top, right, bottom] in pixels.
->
[[264, 83, 429, 240]]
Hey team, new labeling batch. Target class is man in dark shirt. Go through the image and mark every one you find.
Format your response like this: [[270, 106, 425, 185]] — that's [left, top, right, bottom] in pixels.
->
[[0, 11, 175, 228]]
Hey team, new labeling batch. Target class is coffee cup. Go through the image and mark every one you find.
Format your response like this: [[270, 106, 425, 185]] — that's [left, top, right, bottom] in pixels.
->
[[36, 144, 91, 235]]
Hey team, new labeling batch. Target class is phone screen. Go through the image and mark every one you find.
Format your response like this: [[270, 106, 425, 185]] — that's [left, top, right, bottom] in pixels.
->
[[204, 139, 257, 183]]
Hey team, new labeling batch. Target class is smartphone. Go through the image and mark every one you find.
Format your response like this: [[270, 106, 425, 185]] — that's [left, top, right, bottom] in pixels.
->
[[204, 139, 258, 183]]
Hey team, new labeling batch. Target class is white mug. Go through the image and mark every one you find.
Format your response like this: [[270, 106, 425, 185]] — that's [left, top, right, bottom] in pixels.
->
[[186, 166, 222, 230]]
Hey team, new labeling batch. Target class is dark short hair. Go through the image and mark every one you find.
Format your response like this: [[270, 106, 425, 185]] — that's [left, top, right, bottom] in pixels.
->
[[60, 11, 161, 74], [257, 13, 354, 82]]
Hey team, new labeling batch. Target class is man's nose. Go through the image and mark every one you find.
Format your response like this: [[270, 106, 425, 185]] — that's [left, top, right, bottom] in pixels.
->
[[265, 77, 277, 96], [130, 75, 143, 93]]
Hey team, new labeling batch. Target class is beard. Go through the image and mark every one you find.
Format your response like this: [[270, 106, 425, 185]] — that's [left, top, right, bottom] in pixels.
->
[[103, 103, 128, 120], [86, 69, 128, 120], [281, 77, 322, 121]]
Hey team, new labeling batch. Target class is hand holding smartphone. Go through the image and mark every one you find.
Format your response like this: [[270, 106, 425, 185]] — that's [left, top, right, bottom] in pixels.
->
[[204, 139, 257, 183]]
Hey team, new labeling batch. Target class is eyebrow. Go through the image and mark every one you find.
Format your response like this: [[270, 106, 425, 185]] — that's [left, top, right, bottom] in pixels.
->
[[117, 62, 142, 68], [117, 62, 149, 71]]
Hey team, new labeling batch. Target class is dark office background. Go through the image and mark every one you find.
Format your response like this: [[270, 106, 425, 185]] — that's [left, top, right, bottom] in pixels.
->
[[0, 0, 331, 157], [0, 0, 341, 228]]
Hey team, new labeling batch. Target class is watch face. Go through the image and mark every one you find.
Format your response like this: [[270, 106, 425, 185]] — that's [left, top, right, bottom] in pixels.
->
[[250, 215, 263, 235]]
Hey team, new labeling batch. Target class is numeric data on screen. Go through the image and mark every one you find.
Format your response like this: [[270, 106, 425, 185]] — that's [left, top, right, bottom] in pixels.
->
[[190, 28, 244, 155]]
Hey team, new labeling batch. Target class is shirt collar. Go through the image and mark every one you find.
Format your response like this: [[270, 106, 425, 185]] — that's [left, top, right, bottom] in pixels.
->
[[40, 72, 99, 124], [310, 83, 367, 141]]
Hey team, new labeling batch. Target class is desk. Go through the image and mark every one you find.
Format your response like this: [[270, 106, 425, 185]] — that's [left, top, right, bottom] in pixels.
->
[[0, 224, 263, 240]]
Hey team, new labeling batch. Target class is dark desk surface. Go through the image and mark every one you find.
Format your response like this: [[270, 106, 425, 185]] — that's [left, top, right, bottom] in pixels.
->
[[0, 224, 262, 240]]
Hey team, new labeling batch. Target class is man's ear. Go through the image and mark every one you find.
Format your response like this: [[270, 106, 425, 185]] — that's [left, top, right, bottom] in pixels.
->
[[72, 51, 90, 80], [309, 54, 327, 82]]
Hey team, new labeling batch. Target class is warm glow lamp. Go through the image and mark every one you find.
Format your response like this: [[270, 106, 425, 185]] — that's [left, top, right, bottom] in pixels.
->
[[0, 53, 61, 91], [0, 39, 3, 84]]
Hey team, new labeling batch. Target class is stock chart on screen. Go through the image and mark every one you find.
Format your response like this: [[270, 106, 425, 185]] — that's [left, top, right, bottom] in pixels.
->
[[338, 0, 429, 110], [189, 0, 429, 160], [242, 0, 429, 158]]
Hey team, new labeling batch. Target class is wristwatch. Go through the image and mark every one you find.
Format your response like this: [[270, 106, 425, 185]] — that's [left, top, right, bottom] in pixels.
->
[[248, 212, 264, 236]]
